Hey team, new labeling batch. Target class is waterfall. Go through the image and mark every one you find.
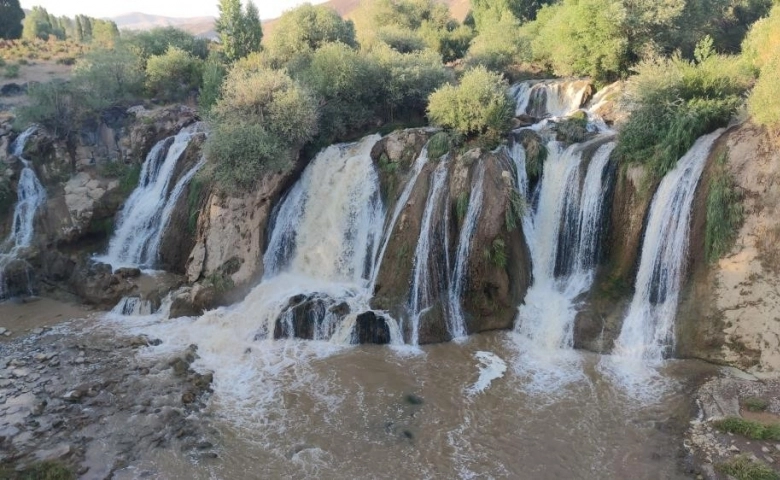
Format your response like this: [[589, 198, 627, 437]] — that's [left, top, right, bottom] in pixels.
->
[[214, 135, 401, 344], [406, 158, 450, 345], [512, 138, 615, 351], [1, 126, 46, 300], [111, 296, 154, 316], [447, 163, 486, 339], [99, 124, 202, 270], [610, 130, 724, 364], [510, 80, 591, 118], [369, 145, 430, 287]]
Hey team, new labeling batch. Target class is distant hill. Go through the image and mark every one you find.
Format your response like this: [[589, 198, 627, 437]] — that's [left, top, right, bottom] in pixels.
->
[[321, 0, 469, 20], [111, 1, 470, 42], [110, 12, 218, 39]]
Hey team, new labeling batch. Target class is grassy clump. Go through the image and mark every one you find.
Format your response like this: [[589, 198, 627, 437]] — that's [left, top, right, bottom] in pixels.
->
[[714, 417, 780, 440], [484, 238, 508, 269], [0, 461, 76, 480], [100, 161, 142, 195], [744, 397, 770, 412], [455, 192, 469, 223], [427, 131, 452, 160], [706, 152, 744, 263], [505, 189, 525, 232], [4, 64, 20, 78], [555, 113, 589, 144], [716, 455, 780, 480]]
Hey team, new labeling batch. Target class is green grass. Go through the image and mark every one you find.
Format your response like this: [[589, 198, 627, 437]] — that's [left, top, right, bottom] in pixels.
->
[[427, 131, 452, 160], [484, 238, 508, 269], [505, 189, 525, 232], [706, 152, 744, 263], [455, 192, 469, 223], [714, 417, 780, 440], [744, 397, 770, 412], [100, 161, 141, 194], [187, 174, 207, 235], [4, 64, 20, 79], [716, 455, 780, 480], [0, 461, 75, 480]]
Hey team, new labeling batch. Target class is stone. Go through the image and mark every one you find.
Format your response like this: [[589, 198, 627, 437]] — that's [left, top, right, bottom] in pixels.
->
[[34, 353, 47, 362], [0, 327, 6, 335], [35, 443, 72, 462], [31, 327, 43, 335], [728, 445, 740, 453], [63, 390, 83, 402], [115, 267, 142, 278], [762, 446, 770, 453]]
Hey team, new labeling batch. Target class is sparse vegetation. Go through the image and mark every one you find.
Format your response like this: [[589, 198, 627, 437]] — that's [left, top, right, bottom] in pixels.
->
[[713, 417, 780, 440], [484, 238, 508, 269], [0, 461, 75, 480], [427, 131, 453, 160], [716, 455, 780, 480], [744, 396, 770, 412], [456, 192, 469, 223], [706, 151, 744, 263]]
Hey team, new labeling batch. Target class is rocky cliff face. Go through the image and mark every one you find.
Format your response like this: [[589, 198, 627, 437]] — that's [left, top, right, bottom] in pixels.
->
[[0, 105, 197, 306], [676, 123, 780, 373]]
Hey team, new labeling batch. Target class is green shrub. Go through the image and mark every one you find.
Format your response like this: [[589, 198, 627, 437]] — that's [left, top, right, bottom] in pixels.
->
[[126, 27, 210, 61], [207, 66, 317, 191], [427, 131, 452, 160], [206, 120, 293, 192], [741, 4, 780, 72], [555, 114, 589, 144], [744, 396, 770, 412], [714, 417, 780, 440], [101, 161, 142, 194], [465, 16, 529, 73], [376, 25, 427, 54], [145, 46, 204, 102], [0, 58, 6, 67], [427, 66, 512, 145], [716, 455, 780, 480], [616, 49, 752, 176], [198, 53, 227, 113], [706, 152, 744, 263], [72, 46, 145, 110], [456, 192, 469, 222], [748, 53, 780, 128], [4, 64, 20, 78], [266, 3, 356, 64], [16, 81, 86, 138]]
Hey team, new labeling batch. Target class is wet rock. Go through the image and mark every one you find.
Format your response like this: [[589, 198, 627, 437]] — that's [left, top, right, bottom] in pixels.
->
[[354, 312, 391, 345], [115, 267, 142, 278]]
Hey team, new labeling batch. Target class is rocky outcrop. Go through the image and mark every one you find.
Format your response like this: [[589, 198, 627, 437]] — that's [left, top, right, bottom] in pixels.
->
[[371, 139, 532, 344], [184, 168, 300, 305], [677, 123, 780, 372]]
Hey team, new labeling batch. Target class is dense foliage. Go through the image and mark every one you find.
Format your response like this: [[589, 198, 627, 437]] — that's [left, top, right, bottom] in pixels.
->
[[266, 4, 357, 65], [216, 0, 263, 62], [126, 27, 210, 61], [0, 0, 24, 40], [427, 66, 513, 144], [22, 6, 119, 45], [615, 39, 753, 175], [145, 47, 204, 102], [744, 4, 780, 128]]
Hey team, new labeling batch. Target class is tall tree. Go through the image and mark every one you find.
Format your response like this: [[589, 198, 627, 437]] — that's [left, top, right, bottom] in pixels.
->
[[216, 0, 263, 62], [0, 0, 25, 39]]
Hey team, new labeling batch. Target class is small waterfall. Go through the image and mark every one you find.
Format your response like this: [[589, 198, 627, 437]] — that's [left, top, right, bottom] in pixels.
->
[[406, 158, 450, 345], [99, 124, 201, 270], [447, 163, 486, 339], [1, 126, 46, 300], [513, 139, 615, 351], [111, 296, 154, 316], [369, 145, 430, 287], [610, 130, 724, 364], [216, 135, 402, 345], [510, 80, 591, 118]]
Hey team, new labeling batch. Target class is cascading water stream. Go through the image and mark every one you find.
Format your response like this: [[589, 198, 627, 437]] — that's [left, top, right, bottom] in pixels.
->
[[406, 158, 450, 345], [511, 139, 614, 360], [369, 145, 430, 287], [192, 135, 402, 345], [608, 130, 724, 367], [510, 80, 591, 118], [98, 124, 202, 270], [1, 126, 47, 300], [447, 163, 486, 340]]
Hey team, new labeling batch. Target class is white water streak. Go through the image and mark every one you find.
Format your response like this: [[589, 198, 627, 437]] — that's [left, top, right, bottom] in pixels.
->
[[447, 164, 486, 339], [407, 158, 449, 345], [100, 124, 200, 269]]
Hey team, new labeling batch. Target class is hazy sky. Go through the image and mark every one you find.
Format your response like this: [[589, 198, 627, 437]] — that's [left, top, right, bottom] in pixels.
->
[[19, 0, 330, 20]]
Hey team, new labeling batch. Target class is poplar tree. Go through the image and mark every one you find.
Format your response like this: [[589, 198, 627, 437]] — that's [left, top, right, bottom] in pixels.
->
[[216, 0, 263, 62]]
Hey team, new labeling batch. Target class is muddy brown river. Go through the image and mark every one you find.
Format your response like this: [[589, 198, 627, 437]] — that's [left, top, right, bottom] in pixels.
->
[[95, 310, 715, 480]]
